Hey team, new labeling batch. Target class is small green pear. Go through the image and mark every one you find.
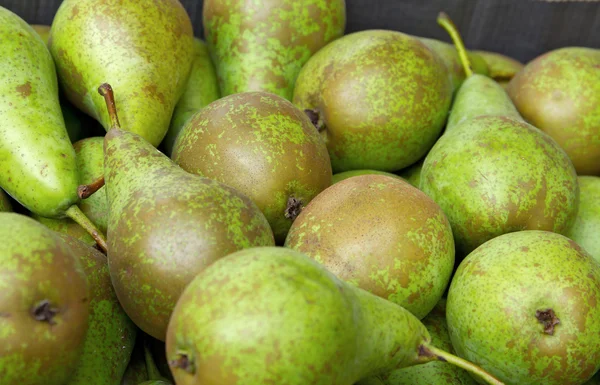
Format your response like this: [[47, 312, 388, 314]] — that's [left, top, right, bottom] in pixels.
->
[[566, 176, 600, 261]]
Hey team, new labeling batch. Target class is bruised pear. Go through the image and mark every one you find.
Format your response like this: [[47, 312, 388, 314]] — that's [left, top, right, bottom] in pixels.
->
[[285, 175, 455, 319]]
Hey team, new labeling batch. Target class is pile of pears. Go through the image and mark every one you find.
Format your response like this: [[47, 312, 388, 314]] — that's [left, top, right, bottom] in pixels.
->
[[1, 1, 599, 385]]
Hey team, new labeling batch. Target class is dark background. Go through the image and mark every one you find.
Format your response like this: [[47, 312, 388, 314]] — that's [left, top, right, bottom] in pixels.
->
[[2, 0, 599, 63]]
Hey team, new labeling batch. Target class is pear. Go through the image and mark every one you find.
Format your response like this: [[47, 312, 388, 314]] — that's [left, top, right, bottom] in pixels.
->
[[56, 234, 137, 385], [508, 47, 600, 175], [33, 215, 96, 247], [447, 230, 600, 385], [0, 213, 90, 385], [172, 91, 332, 243], [99, 85, 275, 341], [420, 14, 579, 256], [285, 175, 455, 319], [165, 247, 502, 385], [332, 170, 403, 184], [49, 0, 195, 147], [472, 50, 523, 87], [0, 189, 12, 212], [203, 0, 346, 100], [121, 338, 149, 385], [0, 6, 106, 250], [162, 38, 221, 156], [566, 176, 600, 261], [397, 160, 423, 189], [30, 24, 50, 43], [293, 30, 453, 172]]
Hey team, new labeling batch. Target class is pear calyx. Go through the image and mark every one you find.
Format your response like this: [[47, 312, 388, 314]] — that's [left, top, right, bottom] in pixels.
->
[[304, 109, 326, 132], [169, 353, 194, 374], [31, 299, 59, 325], [536, 308, 560, 335], [284, 196, 303, 220]]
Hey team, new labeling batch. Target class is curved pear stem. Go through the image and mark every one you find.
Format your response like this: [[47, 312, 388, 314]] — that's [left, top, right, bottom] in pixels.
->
[[77, 176, 105, 199], [437, 12, 473, 78], [65, 205, 108, 253], [421, 344, 504, 385], [98, 83, 121, 130]]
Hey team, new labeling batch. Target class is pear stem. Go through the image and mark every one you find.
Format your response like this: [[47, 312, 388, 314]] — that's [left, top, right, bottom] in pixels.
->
[[77, 176, 105, 199], [65, 205, 108, 253], [98, 83, 121, 130], [437, 12, 473, 78], [422, 345, 504, 385]]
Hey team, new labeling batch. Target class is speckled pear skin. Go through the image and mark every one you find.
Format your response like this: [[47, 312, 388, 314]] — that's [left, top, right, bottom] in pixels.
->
[[285, 175, 454, 319], [397, 160, 422, 189], [0, 190, 12, 212], [508, 47, 600, 175], [472, 51, 523, 82], [57, 234, 137, 385], [104, 128, 275, 341], [75, 137, 108, 233], [293, 30, 453, 173], [163, 38, 220, 156], [566, 176, 600, 262], [0, 213, 90, 385], [203, 0, 346, 101], [172, 92, 332, 243], [49, 0, 195, 147], [33, 214, 96, 246], [445, 75, 523, 132], [362, 299, 476, 385], [421, 115, 579, 256], [166, 247, 433, 385], [332, 170, 403, 184], [447, 230, 600, 385], [0, 7, 79, 218]]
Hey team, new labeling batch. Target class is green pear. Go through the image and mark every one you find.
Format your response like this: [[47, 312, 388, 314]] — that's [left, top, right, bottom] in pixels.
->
[[420, 14, 579, 256], [472, 50, 523, 86], [293, 30, 453, 172], [75, 136, 108, 233], [447, 230, 600, 385], [166, 247, 502, 385], [332, 170, 403, 184], [0, 213, 90, 385], [49, 0, 195, 147], [360, 299, 476, 385], [162, 38, 220, 155], [172, 91, 332, 243], [508, 47, 600, 175], [100, 86, 275, 341], [397, 160, 423, 189], [56, 234, 137, 385], [33, 215, 96, 247], [0, 189, 12, 212], [0, 6, 105, 249], [203, 0, 346, 100], [30, 24, 50, 44], [285, 175, 455, 319], [566, 176, 600, 261]]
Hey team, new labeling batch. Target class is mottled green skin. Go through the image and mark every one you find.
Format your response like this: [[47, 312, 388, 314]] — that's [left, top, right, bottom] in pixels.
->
[[105, 129, 275, 341], [0, 7, 79, 218], [172, 92, 332, 243], [0, 213, 90, 385], [203, 0, 345, 101], [566, 176, 600, 262], [472, 51, 523, 81], [421, 115, 579, 256], [418, 37, 489, 94], [398, 160, 422, 189], [166, 247, 433, 385], [285, 175, 454, 319], [508, 47, 600, 175], [33, 214, 96, 247], [0, 189, 12, 212], [293, 30, 453, 172], [447, 231, 600, 385], [57, 234, 137, 385], [362, 300, 476, 385], [446, 75, 523, 132], [332, 170, 403, 184], [163, 38, 220, 155], [49, 0, 195, 147], [75, 137, 108, 233]]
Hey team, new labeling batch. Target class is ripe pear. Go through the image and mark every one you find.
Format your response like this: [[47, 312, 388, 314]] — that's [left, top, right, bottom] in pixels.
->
[[172, 91, 332, 243], [421, 14, 579, 256], [472, 50, 523, 88], [203, 0, 346, 100], [0, 213, 90, 385], [0, 189, 12, 212], [56, 234, 137, 385], [285, 175, 455, 319], [49, 0, 195, 147], [398, 160, 423, 188], [0, 6, 105, 250], [293, 30, 453, 172], [508, 47, 600, 175], [166, 247, 502, 385], [100, 85, 275, 341], [566, 176, 600, 261], [332, 170, 403, 184], [162, 38, 220, 155], [447, 230, 600, 385]]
